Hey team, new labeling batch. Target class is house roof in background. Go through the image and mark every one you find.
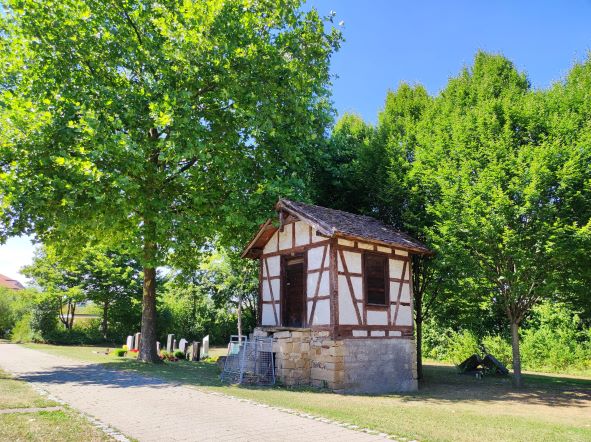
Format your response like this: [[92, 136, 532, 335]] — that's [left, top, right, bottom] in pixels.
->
[[0, 273, 25, 290]]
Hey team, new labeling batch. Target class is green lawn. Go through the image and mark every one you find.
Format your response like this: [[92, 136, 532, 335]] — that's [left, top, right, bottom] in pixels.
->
[[0, 368, 113, 442], [23, 343, 591, 442]]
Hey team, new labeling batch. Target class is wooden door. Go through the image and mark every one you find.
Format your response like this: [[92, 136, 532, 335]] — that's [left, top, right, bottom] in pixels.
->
[[283, 256, 306, 327]]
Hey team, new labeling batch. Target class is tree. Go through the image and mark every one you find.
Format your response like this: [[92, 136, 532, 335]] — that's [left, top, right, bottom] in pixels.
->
[[22, 247, 84, 330], [78, 248, 142, 340], [415, 52, 591, 386], [162, 245, 258, 343], [0, 1, 341, 361]]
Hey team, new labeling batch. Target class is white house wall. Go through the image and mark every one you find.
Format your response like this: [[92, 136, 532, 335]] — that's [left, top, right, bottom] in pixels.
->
[[258, 216, 415, 336], [306, 243, 330, 325], [260, 219, 331, 327]]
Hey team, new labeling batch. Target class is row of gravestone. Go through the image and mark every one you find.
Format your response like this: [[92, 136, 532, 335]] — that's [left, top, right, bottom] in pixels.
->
[[125, 333, 209, 361]]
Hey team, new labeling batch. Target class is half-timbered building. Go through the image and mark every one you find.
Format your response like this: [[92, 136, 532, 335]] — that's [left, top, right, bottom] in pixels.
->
[[242, 199, 431, 393]]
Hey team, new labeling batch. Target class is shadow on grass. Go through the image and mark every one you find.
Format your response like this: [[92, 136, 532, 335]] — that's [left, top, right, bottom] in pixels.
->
[[18, 355, 591, 409]]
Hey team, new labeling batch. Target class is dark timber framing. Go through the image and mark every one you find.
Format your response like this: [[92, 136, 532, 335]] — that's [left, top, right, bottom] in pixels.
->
[[246, 199, 431, 340]]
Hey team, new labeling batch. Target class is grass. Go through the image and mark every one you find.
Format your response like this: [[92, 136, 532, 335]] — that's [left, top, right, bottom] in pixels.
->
[[0, 368, 113, 442], [23, 343, 591, 442]]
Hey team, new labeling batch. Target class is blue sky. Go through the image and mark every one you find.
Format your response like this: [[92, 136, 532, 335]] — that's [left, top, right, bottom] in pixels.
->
[[2, 0, 591, 282], [310, 0, 591, 123]]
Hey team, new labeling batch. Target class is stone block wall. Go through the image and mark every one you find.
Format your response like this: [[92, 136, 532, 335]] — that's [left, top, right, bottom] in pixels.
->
[[254, 327, 417, 393], [343, 338, 417, 393]]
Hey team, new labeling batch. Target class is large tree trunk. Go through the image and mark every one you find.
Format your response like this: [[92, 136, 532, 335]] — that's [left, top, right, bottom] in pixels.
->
[[510, 320, 522, 387], [139, 265, 160, 362], [101, 300, 109, 341]]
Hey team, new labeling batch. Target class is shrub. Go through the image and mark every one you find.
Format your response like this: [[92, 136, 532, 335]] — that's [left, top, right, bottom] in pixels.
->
[[482, 335, 513, 367], [29, 298, 58, 339], [10, 314, 35, 343], [160, 351, 178, 362], [520, 303, 591, 373], [446, 330, 480, 365], [111, 348, 126, 357], [174, 350, 185, 359]]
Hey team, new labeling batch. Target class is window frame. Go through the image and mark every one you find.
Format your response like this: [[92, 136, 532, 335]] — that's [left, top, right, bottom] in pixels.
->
[[363, 251, 390, 307]]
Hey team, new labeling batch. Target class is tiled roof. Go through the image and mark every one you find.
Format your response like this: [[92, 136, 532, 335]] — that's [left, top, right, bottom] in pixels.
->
[[278, 199, 431, 254], [0, 273, 25, 290]]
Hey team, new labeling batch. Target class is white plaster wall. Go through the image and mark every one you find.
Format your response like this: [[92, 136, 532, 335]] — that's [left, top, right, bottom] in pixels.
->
[[350, 276, 363, 301], [377, 246, 391, 254], [308, 299, 330, 325], [262, 282, 272, 301], [294, 221, 310, 246], [389, 281, 399, 301], [307, 272, 318, 299], [263, 231, 278, 254], [266, 256, 281, 277], [261, 305, 277, 325], [308, 271, 329, 298], [371, 330, 386, 337], [311, 227, 325, 243], [397, 305, 413, 326], [352, 330, 368, 337], [337, 238, 354, 247], [307, 245, 326, 270], [389, 259, 404, 280], [278, 223, 293, 250], [338, 251, 362, 274], [400, 283, 410, 303], [395, 249, 409, 256], [338, 275, 359, 324], [367, 310, 388, 325]]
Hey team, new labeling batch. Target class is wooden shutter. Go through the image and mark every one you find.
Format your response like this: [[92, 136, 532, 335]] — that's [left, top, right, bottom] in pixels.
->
[[364, 253, 387, 305]]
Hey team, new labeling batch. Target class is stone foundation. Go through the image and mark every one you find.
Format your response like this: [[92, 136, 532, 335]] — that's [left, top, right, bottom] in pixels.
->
[[254, 327, 417, 393]]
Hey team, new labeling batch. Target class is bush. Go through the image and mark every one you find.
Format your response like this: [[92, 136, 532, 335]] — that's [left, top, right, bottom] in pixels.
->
[[446, 330, 480, 365], [30, 298, 58, 339], [111, 348, 127, 357], [174, 350, 185, 359], [10, 314, 35, 343], [160, 351, 178, 362], [520, 303, 591, 373], [482, 335, 513, 367]]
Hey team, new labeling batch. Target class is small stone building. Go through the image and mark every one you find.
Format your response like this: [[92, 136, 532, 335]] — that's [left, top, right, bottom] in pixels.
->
[[242, 199, 431, 393]]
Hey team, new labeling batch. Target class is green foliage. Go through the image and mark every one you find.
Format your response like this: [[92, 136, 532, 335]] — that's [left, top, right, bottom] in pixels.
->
[[10, 314, 34, 343], [520, 303, 591, 372], [319, 52, 591, 381], [0, 290, 13, 337], [481, 335, 513, 368], [29, 297, 59, 339], [173, 350, 185, 359], [159, 246, 257, 344], [0, 0, 342, 360], [423, 302, 591, 374], [111, 348, 127, 357]]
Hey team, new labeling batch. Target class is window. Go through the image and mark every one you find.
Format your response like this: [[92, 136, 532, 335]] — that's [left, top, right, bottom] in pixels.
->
[[364, 253, 388, 305]]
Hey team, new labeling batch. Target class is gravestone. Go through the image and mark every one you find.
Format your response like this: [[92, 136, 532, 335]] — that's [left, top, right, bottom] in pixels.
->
[[166, 334, 174, 352], [201, 335, 209, 359], [173, 339, 177, 351], [133, 332, 141, 350], [188, 341, 201, 361], [126, 335, 134, 350], [156, 341, 161, 354], [179, 339, 188, 353]]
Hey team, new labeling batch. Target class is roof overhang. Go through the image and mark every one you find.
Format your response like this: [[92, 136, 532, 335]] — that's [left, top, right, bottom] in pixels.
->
[[241, 219, 279, 259], [241, 198, 434, 259]]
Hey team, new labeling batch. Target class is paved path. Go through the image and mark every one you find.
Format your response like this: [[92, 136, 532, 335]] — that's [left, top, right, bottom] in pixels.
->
[[0, 343, 387, 442]]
